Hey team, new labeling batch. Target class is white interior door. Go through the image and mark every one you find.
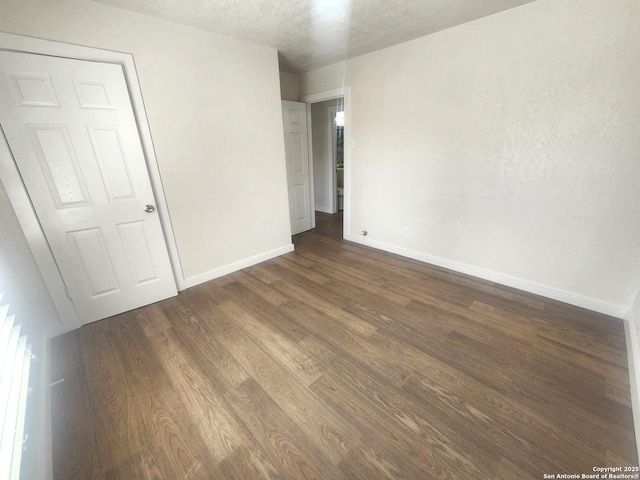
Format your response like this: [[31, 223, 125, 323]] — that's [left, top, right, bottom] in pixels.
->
[[282, 100, 312, 235], [0, 50, 177, 325]]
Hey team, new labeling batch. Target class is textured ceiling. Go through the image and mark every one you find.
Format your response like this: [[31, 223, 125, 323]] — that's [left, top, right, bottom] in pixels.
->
[[89, 0, 539, 73]]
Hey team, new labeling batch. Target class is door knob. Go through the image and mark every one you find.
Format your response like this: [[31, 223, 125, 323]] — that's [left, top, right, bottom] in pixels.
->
[[144, 204, 155, 213]]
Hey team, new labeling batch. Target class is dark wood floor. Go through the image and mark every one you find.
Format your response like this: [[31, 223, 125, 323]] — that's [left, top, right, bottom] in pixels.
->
[[51, 212, 637, 479]]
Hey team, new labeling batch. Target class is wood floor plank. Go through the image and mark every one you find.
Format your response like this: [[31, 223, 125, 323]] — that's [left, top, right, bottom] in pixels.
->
[[292, 240, 393, 285], [136, 304, 172, 337], [443, 315, 620, 395], [263, 262, 352, 309], [310, 371, 493, 479], [361, 293, 616, 417], [277, 294, 411, 388], [534, 318, 628, 367], [236, 269, 289, 307], [104, 444, 165, 480], [444, 329, 633, 431], [140, 310, 248, 464], [218, 326, 358, 464], [51, 332, 104, 480], [542, 299, 625, 336], [469, 300, 631, 384], [108, 312, 225, 479], [369, 322, 636, 463], [51, 212, 637, 479], [447, 332, 630, 425], [160, 304, 250, 391], [222, 280, 312, 343], [608, 376, 633, 407], [271, 254, 334, 285], [494, 457, 538, 480], [167, 288, 234, 333], [273, 279, 378, 338], [276, 251, 414, 306], [402, 369, 603, 475], [337, 440, 417, 480], [225, 378, 346, 479], [379, 325, 631, 466], [299, 335, 500, 477], [80, 321, 151, 473], [342, 292, 629, 464], [245, 263, 282, 284], [146, 392, 224, 479], [218, 443, 285, 480], [218, 300, 326, 386]]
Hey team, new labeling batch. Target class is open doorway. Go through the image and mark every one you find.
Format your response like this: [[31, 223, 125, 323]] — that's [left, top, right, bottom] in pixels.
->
[[332, 109, 345, 213], [310, 98, 343, 214], [308, 96, 344, 237], [301, 86, 351, 240]]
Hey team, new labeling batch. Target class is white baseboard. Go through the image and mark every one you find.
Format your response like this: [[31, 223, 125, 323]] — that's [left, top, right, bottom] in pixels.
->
[[315, 206, 333, 214], [623, 312, 640, 463], [345, 234, 627, 318], [181, 244, 295, 290]]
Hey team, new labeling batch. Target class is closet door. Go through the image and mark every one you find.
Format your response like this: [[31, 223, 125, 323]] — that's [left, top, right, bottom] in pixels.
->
[[0, 50, 177, 324]]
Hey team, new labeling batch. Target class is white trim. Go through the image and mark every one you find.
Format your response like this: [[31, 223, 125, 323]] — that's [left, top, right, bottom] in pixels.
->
[[300, 88, 345, 104], [305, 104, 316, 229], [624, 309, 640, 463], [300, 87, 351, 239], [346, 233, 628, 318], [181, 244, 294, 289], [328, 105, 338, 214], [0, 32, 184, 331], [304, 104, 315, 229]]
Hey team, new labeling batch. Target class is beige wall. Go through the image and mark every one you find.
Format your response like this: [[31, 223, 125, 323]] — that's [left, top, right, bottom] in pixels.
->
[[279, 71, 300, 101], [0, 0, 292, 283], [300, 0, 640, 312]]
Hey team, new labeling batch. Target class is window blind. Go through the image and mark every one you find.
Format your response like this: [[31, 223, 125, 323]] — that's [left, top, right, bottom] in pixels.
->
[[0, 294, 33, 480]]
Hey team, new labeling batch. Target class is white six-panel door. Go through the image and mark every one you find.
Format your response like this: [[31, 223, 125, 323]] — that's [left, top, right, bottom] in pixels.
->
[[282, 100, 312, 235], [0, 51, 177, 325]]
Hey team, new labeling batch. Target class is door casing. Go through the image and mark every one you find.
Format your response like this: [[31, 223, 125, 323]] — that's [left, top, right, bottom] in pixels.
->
[[300, 87, 351, 239], [328, 104, 339, 214], [0, 32, 183, 332]]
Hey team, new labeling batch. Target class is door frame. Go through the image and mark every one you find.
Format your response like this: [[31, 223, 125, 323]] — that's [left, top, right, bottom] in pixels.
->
[[0, 32, 183, 332], [328, 105, 339, 214], [300, 87, 351, 238]]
